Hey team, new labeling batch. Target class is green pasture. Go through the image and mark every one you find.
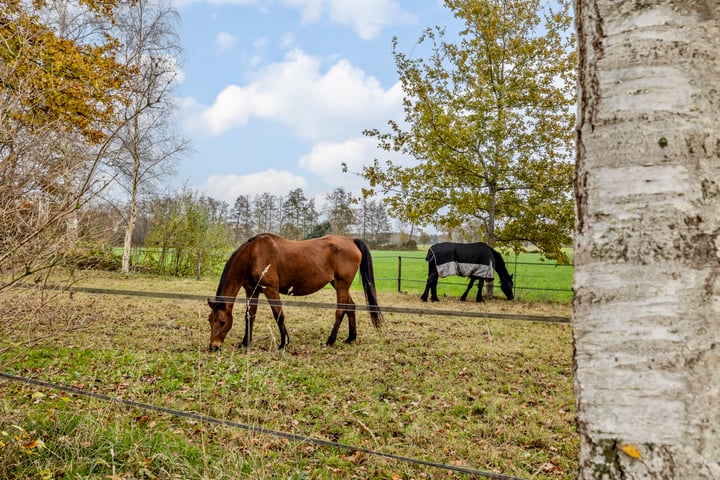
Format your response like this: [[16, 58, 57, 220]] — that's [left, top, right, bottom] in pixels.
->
[[366, 250, 573, 303], [0, 273, 575, 479]]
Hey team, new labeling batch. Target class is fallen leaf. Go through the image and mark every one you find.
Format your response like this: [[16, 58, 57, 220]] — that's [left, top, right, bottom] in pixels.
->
[[620, 444, 641, 459]]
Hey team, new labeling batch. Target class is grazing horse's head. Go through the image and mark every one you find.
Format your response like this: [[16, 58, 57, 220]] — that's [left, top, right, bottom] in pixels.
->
[[207, 301, 233, 351], [500, 274, 514, 300]]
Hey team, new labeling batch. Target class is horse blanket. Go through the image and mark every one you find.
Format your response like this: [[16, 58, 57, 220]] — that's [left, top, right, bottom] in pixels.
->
[[426, 242, 494, 279]]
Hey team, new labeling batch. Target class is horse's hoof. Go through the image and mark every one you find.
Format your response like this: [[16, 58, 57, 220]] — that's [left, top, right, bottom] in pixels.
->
[[420, 297, 427, 302], [431, 298, 439, 302]]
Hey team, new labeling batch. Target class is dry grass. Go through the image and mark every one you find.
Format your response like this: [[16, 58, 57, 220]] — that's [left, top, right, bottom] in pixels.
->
[[0, 271, 576, 479]]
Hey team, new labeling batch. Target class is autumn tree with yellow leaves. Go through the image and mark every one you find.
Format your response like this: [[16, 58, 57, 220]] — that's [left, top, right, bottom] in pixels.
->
[[0, 0, 129, 289]]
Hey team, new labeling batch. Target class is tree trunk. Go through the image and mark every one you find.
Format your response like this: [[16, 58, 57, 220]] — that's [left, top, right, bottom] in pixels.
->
[[574, 2, 720, 478], [121, 155, 139, 274], [121, 194, 136, 274]]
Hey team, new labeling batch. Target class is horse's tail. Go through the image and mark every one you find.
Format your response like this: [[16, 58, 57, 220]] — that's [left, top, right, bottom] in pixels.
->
[[353, 239, 384, 330]]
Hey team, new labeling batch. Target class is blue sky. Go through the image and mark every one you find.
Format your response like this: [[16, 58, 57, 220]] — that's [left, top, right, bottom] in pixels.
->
[[172, 0, 460, 207]]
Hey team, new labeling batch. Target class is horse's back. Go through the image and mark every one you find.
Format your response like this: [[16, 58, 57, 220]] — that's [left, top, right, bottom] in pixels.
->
[[427, 242, 494, 279], [429, 242, 490, 262], [243, 233, 361, 295]]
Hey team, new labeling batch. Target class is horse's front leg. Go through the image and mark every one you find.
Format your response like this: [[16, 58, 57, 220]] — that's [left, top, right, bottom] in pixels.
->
[[460, 277, 476, 301], [421, 264, 440, 302], [420, 274, 432, 301], [420, 282, 430, 302], [430, 272, 440, 302], [241, 291, 259, 347], [422, 270, 440, 302], [265, 290, 289, 349], [475, 279, 485, 302]]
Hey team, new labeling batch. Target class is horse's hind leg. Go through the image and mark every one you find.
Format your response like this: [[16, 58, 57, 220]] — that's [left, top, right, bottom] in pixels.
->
[[326, 309, 344, 346], [343, 292, 357, 344], [460, 278, 476, 301], [475, 279, 485, 302], [327, 288, 355, 345]]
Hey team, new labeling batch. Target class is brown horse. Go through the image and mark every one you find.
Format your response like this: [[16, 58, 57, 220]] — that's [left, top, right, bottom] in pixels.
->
[[207, 233, 384, 350]]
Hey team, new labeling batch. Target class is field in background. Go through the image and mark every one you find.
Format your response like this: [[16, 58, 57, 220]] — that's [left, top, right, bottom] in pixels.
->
[[0, 272, 576, 479], [121, 246, 575, 303], [369, 249, 573, 303]]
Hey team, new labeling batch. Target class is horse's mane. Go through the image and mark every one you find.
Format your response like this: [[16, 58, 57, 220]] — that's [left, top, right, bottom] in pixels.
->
[[215, 236, 260, 303], [490, 247, 511, 280]]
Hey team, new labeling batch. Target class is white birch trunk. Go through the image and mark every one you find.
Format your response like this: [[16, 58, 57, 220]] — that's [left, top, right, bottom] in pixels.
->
[[574, 1, 720, 478]]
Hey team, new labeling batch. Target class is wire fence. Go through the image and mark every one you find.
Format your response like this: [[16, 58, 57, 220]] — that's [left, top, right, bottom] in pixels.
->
[[372, 255, 574, 302], [0, 371, 527, 480], [2, 283, 571, 479]]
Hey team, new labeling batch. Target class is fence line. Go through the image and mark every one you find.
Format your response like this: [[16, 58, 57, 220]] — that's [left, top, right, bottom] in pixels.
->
[[372, 254, 574, 298], [17, 283, 570, 324], [6, 283, 570, 478], [0, 371, 526, 480]]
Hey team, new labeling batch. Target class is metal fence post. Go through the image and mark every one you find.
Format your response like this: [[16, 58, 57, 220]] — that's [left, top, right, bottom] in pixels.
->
[[397, 256, 402, 292]]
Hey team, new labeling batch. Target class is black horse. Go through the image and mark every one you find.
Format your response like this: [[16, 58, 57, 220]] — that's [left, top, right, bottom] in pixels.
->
[[420, 242, 514, 302]]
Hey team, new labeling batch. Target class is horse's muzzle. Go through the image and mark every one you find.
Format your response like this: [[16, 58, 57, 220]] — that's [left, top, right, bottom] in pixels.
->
[[208, 343, 222, 352]]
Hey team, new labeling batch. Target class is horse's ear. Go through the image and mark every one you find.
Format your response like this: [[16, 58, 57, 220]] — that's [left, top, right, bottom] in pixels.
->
[[207, 299, 215, 309]]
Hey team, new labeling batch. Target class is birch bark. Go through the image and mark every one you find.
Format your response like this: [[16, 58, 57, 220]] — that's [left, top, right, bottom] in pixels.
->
[[574, 1, 720, 478]]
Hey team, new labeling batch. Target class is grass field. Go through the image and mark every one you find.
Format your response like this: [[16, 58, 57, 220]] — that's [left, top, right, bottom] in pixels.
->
[[125, 246, 574, 303], [0, 269, 576, 479], [369, 250, 573, 303]]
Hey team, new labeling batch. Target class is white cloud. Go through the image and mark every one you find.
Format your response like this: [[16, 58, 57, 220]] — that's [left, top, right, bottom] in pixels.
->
[[180, 48, 404, 140], [172, 0, 259, 7], [299, 135, 414, 196], [198, 170, 308, 204], [215, 32, 236, 53], [282, 0, 416, 40], [299, 137, 377, 192], [173, 0, 414, 39]]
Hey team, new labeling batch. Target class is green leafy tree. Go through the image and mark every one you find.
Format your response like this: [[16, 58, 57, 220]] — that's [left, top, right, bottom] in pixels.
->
[[145, 189, 231, 276], [305, 221, 332, 239], [362, 0, 575, 262]]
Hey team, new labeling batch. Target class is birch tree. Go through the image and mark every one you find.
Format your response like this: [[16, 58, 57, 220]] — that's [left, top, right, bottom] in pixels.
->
[[574, 1, 720, 478], [111, 0, 187, 274]]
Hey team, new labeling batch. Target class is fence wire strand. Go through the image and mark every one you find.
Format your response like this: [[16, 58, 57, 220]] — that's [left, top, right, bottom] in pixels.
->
[[16, 283, 570, 324], [0, 371, 527, 480], [5, 282, 568, 479]]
